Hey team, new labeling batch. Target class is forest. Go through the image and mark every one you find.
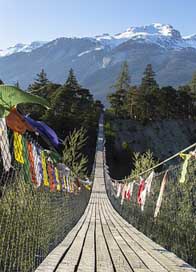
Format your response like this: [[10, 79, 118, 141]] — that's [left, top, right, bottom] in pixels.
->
[[108, 62, 196, 121]]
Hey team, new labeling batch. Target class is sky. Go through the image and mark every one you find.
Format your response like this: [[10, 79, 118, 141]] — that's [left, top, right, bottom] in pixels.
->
[[1, 0, 196, 49]]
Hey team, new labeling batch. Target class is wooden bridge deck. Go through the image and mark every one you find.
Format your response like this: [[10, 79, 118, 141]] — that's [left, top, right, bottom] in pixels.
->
[[36, 118, 196, 272]]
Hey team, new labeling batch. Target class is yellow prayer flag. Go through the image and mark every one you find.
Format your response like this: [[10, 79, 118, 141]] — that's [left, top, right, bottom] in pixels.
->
[[63, 176, 67, 190], [84, 184, 91, 191], [14, 132, 24, 164], [179, 154, 191, 184], [41, 151, 49, 187], [55, 167, 61, 191]]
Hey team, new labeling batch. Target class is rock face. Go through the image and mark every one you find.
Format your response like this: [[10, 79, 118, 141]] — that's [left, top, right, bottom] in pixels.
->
[[112, 119, 196, 159], [107, 119, 196, 178], [1, 24, 196, 102]]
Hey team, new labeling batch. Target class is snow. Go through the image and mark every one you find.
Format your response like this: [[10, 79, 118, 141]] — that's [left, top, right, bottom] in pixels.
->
[[183, 34, 196, 48], [0, 41, 47, 57], [91, 23, 196, 50], [1, 24, 196, 58], [78, 50, 91, 57], [78, 47, 103, 57]]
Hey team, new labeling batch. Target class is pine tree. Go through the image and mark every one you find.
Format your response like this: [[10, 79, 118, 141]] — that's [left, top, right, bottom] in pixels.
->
[[113, 61, 131, 91], [65, 68, 80, 91], [108, 62, 131, 118], [126, 86, 140, 119], [141, 64, 159, 92], [0, 79, 4, 85], [29, 69, 49, 91], [190, 71, 196, 95]]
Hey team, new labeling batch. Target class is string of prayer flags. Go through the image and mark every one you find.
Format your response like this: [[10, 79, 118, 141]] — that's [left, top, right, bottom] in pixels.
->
[[179, 153, 191, 183], [154, 171, 168, 218], [0, 118, 11, 171], [0, 108, 92, 195]]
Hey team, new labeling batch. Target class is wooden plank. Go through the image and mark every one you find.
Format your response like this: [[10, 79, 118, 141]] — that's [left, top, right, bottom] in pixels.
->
[[102, 199, 167, 272], [35, 205, 91, 272], [98, 196, 132, 272], [56, 204, 94, 272], [104, 199, 196, 272], [102, 201, 152, 271], [77, 195, 96, 272], [95, 197, 114, 272]]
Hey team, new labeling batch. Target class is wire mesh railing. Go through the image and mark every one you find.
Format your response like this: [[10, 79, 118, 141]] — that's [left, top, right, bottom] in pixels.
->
[[104, 157, 196, 268], [0, 127, 91, 272]]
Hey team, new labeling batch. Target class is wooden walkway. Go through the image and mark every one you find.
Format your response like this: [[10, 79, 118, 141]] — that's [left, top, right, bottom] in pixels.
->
[[36, 117, 196, 272]]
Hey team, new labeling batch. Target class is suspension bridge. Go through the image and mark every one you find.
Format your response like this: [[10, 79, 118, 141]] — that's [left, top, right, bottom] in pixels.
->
[[0, 107, 196, 272], [32, 116, 195, 272]]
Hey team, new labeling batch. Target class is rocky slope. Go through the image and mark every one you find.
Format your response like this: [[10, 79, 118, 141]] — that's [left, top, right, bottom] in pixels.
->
[[106, 119, 196, 178]]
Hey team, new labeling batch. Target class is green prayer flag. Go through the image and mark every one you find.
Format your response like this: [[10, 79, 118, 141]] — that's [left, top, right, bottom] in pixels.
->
[[22, 137, 31, 183], [0, 85, 50, 117]]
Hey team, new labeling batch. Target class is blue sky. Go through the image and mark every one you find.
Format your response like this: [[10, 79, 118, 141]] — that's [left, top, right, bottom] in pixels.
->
[[1, 0, 196, 48]]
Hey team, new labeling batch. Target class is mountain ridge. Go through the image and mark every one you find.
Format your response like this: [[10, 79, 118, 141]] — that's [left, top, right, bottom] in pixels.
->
[[1, 23, 196, 103], [1, 23, 196, 57]]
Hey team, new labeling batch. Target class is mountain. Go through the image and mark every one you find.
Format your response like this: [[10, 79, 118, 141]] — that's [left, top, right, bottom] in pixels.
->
[[0, 41, 47, 57], [94, 23, 190, 49], [1, 23, 196, 103]]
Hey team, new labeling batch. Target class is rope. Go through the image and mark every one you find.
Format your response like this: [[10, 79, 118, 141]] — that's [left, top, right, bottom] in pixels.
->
[[107, 142, 196, 183]]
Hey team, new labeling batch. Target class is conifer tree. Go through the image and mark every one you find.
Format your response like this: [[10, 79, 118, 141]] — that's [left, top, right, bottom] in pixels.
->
[[29, 69, 49, 91], [114, 61, 131, 91], [65, 68, 81, 91], [0, 79, 4, 85], [126, 86, 140, 119], [190, 71, 196, 94], [141, 64, 159, 92], [108, 61, 131, 118]]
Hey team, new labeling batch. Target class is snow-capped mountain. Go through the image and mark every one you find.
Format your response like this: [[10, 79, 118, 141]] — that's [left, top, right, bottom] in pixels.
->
[[1, 23, 196, 58], [183, 34, 196, 49], [0, 41, 47, 57], [94, 23, 196, 50], [1, 23, 196, 103]]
